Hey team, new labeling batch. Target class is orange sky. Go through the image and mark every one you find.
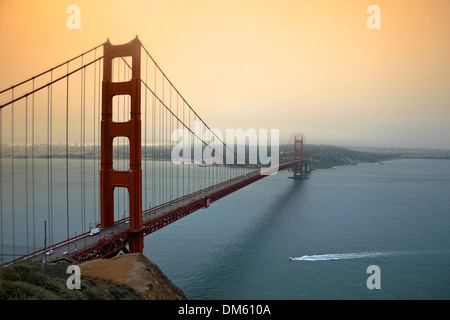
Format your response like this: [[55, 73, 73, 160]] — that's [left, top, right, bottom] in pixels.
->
[[1, 0, 449, 148]]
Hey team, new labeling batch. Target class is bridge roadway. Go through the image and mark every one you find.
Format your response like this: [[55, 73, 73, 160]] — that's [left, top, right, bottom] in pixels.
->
[[22, 160, 299, 264]]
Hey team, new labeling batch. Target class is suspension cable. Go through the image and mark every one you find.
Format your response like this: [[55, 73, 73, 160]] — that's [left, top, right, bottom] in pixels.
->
[[0, 43, 104, 96], [1, 57, 104, 111], [123, 50, 250, 167]]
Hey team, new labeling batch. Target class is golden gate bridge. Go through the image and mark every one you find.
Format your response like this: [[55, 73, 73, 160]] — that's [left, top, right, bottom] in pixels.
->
[[0, 37, 311, 266]]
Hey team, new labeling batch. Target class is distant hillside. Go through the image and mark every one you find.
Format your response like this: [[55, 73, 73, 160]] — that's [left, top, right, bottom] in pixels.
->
[[304, 144, 396, 169], [280, 144, 397, 169]]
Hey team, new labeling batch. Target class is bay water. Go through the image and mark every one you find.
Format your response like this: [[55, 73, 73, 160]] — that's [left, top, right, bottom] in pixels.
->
[[143, 159, 450, 299], [1, 158, 449, 299]]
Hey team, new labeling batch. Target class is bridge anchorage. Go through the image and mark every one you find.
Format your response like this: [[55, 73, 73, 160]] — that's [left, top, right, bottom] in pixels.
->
[[0, 36, 308, 266]]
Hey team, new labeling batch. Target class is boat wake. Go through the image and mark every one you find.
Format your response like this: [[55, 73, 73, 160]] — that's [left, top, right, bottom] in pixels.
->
[[289, 249, 450, 262], [289, 251, 397, 262]]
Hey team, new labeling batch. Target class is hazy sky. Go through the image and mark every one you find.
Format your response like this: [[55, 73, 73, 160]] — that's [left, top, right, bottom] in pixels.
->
[[1, 0, 449, 148]]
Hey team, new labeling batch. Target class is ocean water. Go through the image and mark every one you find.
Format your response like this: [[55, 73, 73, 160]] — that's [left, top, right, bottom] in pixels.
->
[[143, 159, 450, 299], [1, 158, 449, 299]]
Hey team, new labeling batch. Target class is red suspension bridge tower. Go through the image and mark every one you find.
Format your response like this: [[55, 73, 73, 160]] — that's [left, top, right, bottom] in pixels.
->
[[290, 134, 312, 179], [293, 134, 304, 178], [100, 37, 143, 253]]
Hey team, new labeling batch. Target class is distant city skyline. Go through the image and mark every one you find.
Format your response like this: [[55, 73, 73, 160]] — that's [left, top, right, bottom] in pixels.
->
[[1, 0, 449, 149]]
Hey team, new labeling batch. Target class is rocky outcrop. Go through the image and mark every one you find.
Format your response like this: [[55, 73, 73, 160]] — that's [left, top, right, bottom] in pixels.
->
[[79, 253, 186, 300]]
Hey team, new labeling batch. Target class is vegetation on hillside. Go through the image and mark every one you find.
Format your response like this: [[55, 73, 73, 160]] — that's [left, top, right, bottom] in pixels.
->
[[0, 259, 142, 300], [0, 254, 186, 300]]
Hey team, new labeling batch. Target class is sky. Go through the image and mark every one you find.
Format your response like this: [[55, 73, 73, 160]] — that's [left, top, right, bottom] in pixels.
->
[[0, 0, 449, 148]]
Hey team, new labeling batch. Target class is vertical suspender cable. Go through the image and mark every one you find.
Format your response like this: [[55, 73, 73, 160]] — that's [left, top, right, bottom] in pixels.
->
[[114, 59, 117, 219], [166, 79, 169, 203], [11, 89, 15, 258], [161, 77, 164, 204], [162, 77, 166, 203], [144, 53, 148, 210], [81, 57, 85, 233], [195, 114, 198, 192], [166, 85, 169, 203], [122, 61, 126, 217], [81, 57, 84, 233], [161, 84, 164, 204], [182, 100, 185, 196], [83, 58, 86, 232], [49, 70, 53, 245], [93, 52, 97, 229], [116, 58, 120, 220], [47, 79, 51, 247], [32, 79, 36, 251], [170, 86, 172, 203], [161, 73, 163, 203], [25, 95, 29, 253], [156, 83, 159, 205], [125, 60, 129, 216], [152, 65, 156, 207], [177, 94, 179, 199], [123, 64, 128, 216], [160, 80, 163, 204], [167, 83, 170, 202], [0, 94, 2, 261], [97, 56, 102, 225], [82, 56, 86, 234], [188, 104, 191, 194], [123, 60, 126, 218], [66, 64, 70, 242]]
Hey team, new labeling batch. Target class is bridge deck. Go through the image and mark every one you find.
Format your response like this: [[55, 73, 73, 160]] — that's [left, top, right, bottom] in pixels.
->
[[13, 160, 300, 264]]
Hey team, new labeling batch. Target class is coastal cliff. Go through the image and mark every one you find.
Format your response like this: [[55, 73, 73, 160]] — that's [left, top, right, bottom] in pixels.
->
[[78, 253, 186, 300], [0, 253, 186, 300]]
